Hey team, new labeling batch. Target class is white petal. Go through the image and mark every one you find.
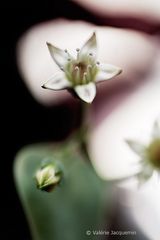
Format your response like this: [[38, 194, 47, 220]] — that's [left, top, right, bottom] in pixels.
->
[[152, 120, 160, 139], [78, 32, 97, 61], [42, 73, 71, 90], [138, 164, 154, 184], [74, 82, 96, 103], [96, 63, 122, 82], [126, 140, 146, 157], [47, 42, 73, 68]]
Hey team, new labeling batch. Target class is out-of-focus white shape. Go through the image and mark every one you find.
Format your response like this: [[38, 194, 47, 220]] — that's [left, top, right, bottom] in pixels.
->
[[119, 173, 160, 240], [89, 53, 160, 179], [73, 0, 160, 22], [17, 20, 95, 105], [89, 53, 160, 240], [152, 121, 160, 139], [17, 19, 156, 105]]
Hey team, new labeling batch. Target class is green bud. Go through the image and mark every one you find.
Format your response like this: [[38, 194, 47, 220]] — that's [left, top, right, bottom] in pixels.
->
[[35, 163, 62, 192]]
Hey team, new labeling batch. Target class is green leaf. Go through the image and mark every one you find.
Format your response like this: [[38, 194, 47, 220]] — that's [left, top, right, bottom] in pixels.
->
[[14, 141, 112, 240]]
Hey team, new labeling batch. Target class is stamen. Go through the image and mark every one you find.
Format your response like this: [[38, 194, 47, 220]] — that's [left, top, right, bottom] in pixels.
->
[[92, 64, 98, 78], [83, 72, 88, 84], [65, 61, 73, 81], [60, 66, 64, 71], [67, 58, 71, 61], [87, 64, 92, 69], [75, 66, 79, 71], [89, 53, 93, 56], [74, 66, 80, 85], [64, 49, 68, 53], [76, 48, 80, 60], [87, 65, 92, 83], [96, 61, 100, 65]]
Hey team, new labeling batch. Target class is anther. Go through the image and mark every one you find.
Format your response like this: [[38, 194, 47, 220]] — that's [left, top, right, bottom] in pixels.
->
[[82, 72, 88, 84], [76, 48, 80, 52], [96, 61, 100, 65], [60, 66, 64, 71], [67, 58, 71, 61], [87, 64, 92, 69], [64, 49, 68, 53], [89, 53, 93, 56], [75, 66, 79, 71]]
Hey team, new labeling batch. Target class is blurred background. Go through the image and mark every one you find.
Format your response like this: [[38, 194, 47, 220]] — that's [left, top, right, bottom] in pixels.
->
[[1, 0, 160, 239]]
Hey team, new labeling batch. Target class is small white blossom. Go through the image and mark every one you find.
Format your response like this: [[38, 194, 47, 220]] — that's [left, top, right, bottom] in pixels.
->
[[35, 164, 61, 192], [126, 120, 160, 183], [42, 32, 122, 103]]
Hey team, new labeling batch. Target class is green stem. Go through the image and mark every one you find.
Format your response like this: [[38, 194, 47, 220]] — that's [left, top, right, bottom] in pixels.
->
[[76, 102, 91, 164]]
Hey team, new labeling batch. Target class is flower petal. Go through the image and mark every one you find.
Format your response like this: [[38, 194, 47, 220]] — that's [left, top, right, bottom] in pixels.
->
[[47, 42, 73, 68], [137, 163, 154, 184], [152, 120, 160, 139], [74, 82, 96, 103], [126, 140, 146, 157], [78, 32, 97, 61], [96, 63, 122, 82], [42, 72, 71, 90]]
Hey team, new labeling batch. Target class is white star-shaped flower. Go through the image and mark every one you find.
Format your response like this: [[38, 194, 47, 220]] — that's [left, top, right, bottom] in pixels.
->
[[126, 120, 160, 184], [42, 32, 122, 103]]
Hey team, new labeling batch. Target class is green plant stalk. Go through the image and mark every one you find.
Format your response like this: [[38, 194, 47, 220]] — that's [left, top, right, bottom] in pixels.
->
[[75, 101, 91, 164]]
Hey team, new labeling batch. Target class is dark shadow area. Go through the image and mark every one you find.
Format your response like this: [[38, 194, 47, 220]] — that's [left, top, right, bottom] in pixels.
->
[[1, 1, 91, 239]]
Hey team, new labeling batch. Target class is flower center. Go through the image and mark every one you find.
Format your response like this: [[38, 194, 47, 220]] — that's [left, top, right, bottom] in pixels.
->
[[74, 62, 87, 77], [147, 139, 160, 168], [65, 59, 98, 86]]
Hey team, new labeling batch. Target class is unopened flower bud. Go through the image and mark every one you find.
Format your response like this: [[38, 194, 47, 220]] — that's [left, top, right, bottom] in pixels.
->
[[35, 163, 62, 192]]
